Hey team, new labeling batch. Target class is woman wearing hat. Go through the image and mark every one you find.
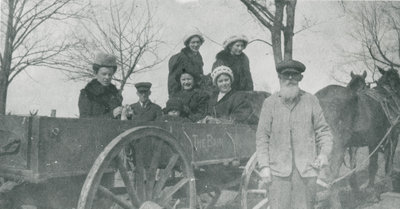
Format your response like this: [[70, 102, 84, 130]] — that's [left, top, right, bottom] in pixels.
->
[[202, 65, 254, 124], [168, 31, 205, 96], [78, 52, 123, 118], [212, 35, 254, 91], [172, 68, 209, 122]]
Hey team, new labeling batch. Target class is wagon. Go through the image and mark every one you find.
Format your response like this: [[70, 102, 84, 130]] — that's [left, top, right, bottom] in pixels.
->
[[0, 114, 269, 209]]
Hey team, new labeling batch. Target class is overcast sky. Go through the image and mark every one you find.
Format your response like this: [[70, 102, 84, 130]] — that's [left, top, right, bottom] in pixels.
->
[[6, 0, 366, 117]]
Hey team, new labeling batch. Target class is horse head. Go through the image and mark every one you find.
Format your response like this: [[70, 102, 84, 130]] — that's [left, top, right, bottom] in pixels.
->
[[377, 67, 400, 96], [347, 70, 367, 92]]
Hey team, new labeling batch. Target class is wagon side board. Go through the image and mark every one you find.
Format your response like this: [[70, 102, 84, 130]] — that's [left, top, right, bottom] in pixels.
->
[[0, 115, 257, 183]]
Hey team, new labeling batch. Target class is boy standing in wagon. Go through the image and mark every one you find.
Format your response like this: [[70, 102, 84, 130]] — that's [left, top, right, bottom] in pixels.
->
[[124, 82, 162, 122], [256, 60, 333, 209]]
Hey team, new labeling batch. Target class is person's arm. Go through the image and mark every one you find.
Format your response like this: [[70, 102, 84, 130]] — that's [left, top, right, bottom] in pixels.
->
[[168, 54, 181, 95], [155, 105, 163, 120], [311, 96, 333, 163], [256, 99, 273, 169], [188, 92, 210, 122], [229, 93, 254, 124], [78, 90, 92, 118], [242, 55, 254, 91]]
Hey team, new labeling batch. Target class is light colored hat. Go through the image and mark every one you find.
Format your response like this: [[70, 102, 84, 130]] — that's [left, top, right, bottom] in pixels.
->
[[223, 35, 249, 50], [93, 52, 117, 67], [211, 65, 234, 85], [183, 31, 205, 46]]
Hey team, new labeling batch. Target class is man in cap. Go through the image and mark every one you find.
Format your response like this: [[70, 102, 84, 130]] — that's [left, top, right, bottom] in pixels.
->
[[256, 60, 333, 209], [125, 82, 162, 122]]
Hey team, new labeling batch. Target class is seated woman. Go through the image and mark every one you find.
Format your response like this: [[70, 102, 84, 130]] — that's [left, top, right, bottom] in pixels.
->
[[78, 52, 122, 118], [202, 66, 255, 124], [212, 35, 254, 91], [158, 98, 191, 122], [172, 68, 209, 122]]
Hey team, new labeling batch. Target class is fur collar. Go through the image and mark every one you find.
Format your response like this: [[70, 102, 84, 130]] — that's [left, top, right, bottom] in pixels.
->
[[215, 50, 247, 61], [84, 79, 119, 96]]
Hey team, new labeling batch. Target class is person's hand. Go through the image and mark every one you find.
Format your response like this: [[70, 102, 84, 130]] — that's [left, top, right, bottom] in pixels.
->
[[259, 167, 272, 185], [120, 105, 130, 120], [113, 106, 123, 118], [312, 155, 328, 169]]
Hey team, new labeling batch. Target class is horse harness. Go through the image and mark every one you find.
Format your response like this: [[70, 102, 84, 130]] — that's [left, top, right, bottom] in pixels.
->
[[329, 88, 400, 187]]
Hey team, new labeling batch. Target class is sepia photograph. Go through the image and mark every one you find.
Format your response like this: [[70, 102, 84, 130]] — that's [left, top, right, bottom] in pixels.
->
[[0, 0, 400, 208]]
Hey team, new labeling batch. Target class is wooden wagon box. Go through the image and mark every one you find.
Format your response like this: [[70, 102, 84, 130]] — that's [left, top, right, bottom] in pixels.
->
[[0, 115, 256, 183]]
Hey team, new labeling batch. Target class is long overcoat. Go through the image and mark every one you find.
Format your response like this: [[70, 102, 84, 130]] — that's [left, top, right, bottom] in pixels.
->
[[212, 50, 253, 91], [78, 79, 122, 118], [256, 91, 333, 177]]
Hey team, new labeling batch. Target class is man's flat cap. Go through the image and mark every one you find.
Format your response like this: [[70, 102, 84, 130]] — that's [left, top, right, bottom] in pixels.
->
[[276, 60, 306, 74], [135, 82, 152, 92]]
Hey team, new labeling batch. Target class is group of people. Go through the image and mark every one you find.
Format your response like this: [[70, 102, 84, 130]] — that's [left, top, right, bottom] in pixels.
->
[[78, 31, 334, 209], [79, 32, 257, 124]]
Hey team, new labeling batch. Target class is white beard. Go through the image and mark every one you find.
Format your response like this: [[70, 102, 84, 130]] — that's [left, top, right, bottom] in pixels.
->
[[279, 85, 300, 104]]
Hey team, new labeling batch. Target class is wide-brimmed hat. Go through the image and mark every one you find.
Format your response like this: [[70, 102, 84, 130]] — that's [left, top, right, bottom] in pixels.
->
[[183, 31, 205, 47], [93, 52, 117, 68], [211, 65, 234, 85], [222, 35, 249, 50], [276, 60, 306, 74], [163, 98, 184, 114]]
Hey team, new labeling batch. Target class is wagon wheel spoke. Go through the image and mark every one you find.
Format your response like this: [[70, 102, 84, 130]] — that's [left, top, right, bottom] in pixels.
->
[[115, 156, 141, 208], [154, 154, 179, 196], [241, 153, 269, 209], [97, 185, 134, 209], [158, 177, 191, 206], [134, 140, 146, 201], [146, 137, 163, 200]]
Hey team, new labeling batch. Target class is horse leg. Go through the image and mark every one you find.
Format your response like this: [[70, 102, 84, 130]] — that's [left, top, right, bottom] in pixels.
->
[[348, 147, 361, 194], [366, 146, 379, 202], [328, 143, 345, 209]]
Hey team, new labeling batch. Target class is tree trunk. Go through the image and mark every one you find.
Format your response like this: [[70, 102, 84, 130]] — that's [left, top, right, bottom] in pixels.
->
[[0, 74, 8, 115], [284, 0, 296, 61], [0, 0, 16, 115], [271, 0, 285, 65]]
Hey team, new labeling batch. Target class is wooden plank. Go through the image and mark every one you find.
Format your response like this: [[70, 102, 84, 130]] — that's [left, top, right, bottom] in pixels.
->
[[98, 185, 134, 209], [158, 177, 190, 206], [153, 154, 179, 197], [115, 156, 141, 208], [146, 138, 163, 200]]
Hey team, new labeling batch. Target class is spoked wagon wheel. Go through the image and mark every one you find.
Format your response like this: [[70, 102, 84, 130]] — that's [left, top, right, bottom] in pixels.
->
[[77, 126, 196, 209], [240, 153, 269, 209]]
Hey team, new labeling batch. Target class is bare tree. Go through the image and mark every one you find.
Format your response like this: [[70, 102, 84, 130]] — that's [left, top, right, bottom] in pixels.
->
[[52, 0, 164, 94], [340, 1, 400, 81], [0, 0, 82, 115], [239, 0, 297, 65]]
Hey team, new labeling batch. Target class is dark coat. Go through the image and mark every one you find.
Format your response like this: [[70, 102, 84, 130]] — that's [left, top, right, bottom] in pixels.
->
[[168, 47, 204, 95], [172, 89, 209, 122], [212, 50, 254, 91], [78, 79, 122, 118], [206, 90, 255, 124], [129, 101, 162, 122]]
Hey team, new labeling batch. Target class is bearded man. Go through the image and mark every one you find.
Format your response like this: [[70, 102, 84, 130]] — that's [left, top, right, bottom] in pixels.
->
[[256, 60, 333, 209]]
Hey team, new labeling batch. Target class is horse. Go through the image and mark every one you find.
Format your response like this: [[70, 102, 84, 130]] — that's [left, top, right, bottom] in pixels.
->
[[316, 68, 400, 209]]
